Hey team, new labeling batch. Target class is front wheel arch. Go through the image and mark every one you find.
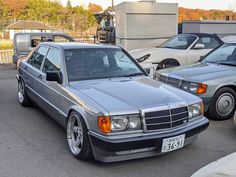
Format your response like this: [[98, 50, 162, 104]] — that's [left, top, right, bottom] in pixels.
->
[[207, 86, 236, 120], [157, 58, 180, 70], [67, 108, 90, 130]]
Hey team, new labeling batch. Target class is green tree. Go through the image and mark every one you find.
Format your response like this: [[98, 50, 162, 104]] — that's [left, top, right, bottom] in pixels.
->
[[3, 0, 27, 19]]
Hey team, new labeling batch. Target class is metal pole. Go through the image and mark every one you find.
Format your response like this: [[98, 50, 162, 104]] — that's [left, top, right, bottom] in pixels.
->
[[112, 0, 114, 9]]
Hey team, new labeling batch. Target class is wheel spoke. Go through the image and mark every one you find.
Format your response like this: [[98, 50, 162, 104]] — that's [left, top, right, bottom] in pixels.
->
[[75, 136, 81, 147], [73, 126, 79, 133], [67, 115, 84, 155]]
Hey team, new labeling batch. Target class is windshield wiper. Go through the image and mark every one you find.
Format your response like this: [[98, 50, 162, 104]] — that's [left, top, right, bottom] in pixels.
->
[[218, 62, 236, 67], [124, 73, 145, 77]]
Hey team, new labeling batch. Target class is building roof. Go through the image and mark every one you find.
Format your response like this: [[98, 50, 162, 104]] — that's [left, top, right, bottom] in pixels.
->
[[182, 20, 236, 24], [6, 20, 53, 30]]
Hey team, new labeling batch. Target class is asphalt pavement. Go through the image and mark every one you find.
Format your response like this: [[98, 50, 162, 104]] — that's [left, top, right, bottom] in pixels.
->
[[0, 65, 236, 177]]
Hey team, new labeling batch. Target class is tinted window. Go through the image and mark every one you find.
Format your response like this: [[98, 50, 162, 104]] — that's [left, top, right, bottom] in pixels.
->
[[65, 48, 144, 81], [160, 35, 197, 50], [195, 37, 220, 49], [42, 48, 60, 73], [28, 46, 48, 69]]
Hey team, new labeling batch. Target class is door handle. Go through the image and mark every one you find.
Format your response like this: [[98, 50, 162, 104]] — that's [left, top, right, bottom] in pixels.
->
[[23, 65, 28, 70], [38, 74, 43, 80]]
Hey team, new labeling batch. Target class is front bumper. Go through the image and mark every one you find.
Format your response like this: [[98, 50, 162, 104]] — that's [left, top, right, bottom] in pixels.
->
[[88, 117, 209, 162]]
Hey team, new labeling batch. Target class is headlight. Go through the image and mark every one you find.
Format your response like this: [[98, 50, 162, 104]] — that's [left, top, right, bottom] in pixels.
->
[[188, 102, 204, 119], [98, 115, 141, 133], [181, 81, 207, 94], [137, 54, 150, 63], [111, 116, 128, 131]]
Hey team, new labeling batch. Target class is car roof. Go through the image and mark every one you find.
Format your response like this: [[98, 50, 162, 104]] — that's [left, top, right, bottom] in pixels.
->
[[178, 33, 223, 43], [40, 42, 121, 49], [15, 32, 71, 36]]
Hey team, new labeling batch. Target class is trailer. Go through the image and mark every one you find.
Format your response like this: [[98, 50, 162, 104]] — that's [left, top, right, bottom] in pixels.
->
[[114, 0, 178, 50]]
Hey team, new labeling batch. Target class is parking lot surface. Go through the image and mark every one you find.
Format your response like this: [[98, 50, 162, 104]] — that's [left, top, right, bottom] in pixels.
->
[[0, 65, 236, 177]]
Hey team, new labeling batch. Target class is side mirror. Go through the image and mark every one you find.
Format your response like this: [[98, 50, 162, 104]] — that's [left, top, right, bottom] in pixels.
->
[[46, 71, 62, 84], [194, 43, 205, 49], [144, 68, 151, 74]]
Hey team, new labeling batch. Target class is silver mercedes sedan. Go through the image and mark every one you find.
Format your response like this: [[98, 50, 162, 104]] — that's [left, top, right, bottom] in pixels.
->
[[17, 42, 209, 162]]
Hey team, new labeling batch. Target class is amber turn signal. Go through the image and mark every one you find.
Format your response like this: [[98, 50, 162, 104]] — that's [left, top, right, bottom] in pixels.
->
[[98, 116, 111, 133], [197, 83, 207, 94], [201, 102, 204, 114]]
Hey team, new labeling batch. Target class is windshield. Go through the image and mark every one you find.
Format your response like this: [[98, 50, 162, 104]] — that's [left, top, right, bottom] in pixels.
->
[[203, 43, 236, 66], [160, 35, 197, 50], [65, 48, 145, 82]]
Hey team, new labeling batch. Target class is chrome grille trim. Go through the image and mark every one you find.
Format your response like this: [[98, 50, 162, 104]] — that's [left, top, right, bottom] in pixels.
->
[[141, 106, 189, 132]]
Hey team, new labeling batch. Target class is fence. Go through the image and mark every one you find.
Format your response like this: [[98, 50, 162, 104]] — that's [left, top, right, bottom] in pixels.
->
[[0, 50, 13, 64]]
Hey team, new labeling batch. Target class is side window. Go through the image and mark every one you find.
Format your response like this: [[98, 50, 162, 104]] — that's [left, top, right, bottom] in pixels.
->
[[195, 37, 220, 49], [42, 48, 60, 73], [28, 46, 48, 70], [53, 36, 71, 42]]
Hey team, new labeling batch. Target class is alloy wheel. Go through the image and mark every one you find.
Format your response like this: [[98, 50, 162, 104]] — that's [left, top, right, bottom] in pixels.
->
[[67, 114, 84, 156]]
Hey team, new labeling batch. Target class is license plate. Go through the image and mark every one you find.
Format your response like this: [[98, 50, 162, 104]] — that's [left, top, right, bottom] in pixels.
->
[[161, 134, 185, 153]]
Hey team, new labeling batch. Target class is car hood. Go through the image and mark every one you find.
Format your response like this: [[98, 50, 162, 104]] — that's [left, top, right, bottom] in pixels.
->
[[129, 47, 182, 63], [159, 62, 236, 83], [70, 77, 199, 114]]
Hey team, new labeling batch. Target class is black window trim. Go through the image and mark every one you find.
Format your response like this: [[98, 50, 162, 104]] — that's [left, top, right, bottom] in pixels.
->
[[27, 45, 49, 71], [41, 46, 61, 74], [190, 36, 221, 50]]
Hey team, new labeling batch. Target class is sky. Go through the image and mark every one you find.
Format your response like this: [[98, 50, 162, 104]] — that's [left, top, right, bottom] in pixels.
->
[[60, 0, 236, 11]]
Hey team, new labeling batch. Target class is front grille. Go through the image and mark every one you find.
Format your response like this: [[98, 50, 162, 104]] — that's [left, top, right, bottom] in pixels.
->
[[159, 75, 181, 88], [143, 106, 188, 131]]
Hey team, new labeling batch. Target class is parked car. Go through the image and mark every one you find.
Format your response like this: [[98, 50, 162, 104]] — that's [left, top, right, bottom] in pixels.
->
[[129, 33, 223, 77], [17, 42, 209, 162], [13, 32, 74, 64], [191, 152, 236, 177], [156, 41, 236, 120]]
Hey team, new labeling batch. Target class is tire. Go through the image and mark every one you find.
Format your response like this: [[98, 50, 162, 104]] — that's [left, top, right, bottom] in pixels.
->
[[18, 78, 32, 107], [66, 112, 93, 160], [207, 87, 236, 120], [157, 59, 180, 70]]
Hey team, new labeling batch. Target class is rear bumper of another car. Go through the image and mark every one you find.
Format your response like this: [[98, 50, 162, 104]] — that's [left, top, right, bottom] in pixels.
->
[[88, 117, 209, 162]]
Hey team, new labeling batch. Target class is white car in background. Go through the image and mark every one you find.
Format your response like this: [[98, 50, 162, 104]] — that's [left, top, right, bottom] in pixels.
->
[[191, 153, 236, 177], [129, 33, 223, 77]]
